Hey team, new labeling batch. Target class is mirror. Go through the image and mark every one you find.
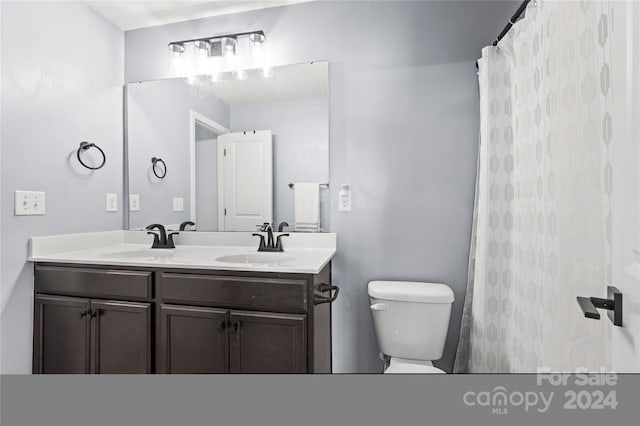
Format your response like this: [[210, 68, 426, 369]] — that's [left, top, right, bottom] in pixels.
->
[[126, 61, 329, 232]]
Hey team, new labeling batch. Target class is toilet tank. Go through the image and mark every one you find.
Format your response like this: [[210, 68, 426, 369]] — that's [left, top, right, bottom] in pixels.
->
[[368, 281, 454, 361]]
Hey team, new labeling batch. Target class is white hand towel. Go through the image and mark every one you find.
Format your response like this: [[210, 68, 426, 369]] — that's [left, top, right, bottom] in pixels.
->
[[294, 183, 320, 232]]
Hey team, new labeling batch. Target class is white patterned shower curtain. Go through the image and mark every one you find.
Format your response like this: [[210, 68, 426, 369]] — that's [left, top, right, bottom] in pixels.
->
[[455, 0, 616, 373]]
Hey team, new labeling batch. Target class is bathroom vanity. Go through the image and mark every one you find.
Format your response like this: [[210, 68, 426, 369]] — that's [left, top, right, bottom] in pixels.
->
[[29, 231, 336, 374]]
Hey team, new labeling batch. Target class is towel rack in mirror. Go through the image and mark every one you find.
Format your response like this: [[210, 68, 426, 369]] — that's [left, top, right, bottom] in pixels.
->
[[288, 183, 329, 189]]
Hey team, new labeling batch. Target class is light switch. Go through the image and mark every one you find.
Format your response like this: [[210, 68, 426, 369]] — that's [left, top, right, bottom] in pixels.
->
[[129, 194, 140, 212], [14, 190, 46, 215], [106, 193, 118, 212], [173, 197, 184, 212], [338, 184, 351, 212]]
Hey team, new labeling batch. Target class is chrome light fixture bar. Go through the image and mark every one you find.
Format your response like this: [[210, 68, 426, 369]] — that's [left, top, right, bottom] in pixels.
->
[[168, 30, 266, 58]]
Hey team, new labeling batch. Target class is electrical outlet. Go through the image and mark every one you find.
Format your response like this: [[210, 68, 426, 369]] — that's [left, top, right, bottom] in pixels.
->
[[173, 197, 184, 212], [14, 190, 46, 215], [106, 193, 118, 212], [129, 194, 140, 212]]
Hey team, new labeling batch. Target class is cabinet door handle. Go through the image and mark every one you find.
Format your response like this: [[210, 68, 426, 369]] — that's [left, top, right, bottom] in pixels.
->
[[218, 320, 227, 332], [232, 321, 240, 336], [89, 309, 99, 319], [78, 310, 88, 319]]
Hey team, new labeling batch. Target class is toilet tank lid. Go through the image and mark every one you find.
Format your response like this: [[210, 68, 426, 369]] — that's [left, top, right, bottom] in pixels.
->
[[368, 281, 454, 303]]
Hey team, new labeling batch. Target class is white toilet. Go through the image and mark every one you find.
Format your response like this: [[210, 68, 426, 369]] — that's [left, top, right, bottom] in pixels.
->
[[368, 280, 454, 374]]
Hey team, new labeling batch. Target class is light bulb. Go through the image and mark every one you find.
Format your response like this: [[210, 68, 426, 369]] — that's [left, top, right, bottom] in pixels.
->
[[194, 40, 211, 54], [249, 32, 266, 44], [222, 37, 237, 58], [168, 42, 185, 55]]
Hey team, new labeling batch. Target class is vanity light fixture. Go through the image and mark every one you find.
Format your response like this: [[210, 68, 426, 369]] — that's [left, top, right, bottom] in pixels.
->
[[169, 30, 269, 80], [168, 31, 265, 59], [169, 31, 266, 78]]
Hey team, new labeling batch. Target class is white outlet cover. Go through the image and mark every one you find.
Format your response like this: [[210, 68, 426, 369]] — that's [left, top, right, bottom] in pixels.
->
[[14, 190, 46, 215], [129, 194, 140, 212], [173, 197, 184, 212], [106, 193, 118, 212]]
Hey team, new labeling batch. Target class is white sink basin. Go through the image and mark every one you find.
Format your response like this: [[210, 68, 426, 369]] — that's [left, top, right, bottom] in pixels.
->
[[215, 253, 295, 265]]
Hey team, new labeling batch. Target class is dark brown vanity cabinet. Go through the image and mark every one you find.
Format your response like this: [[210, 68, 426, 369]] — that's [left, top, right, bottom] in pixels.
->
[[159, 305, 306, 373], [157, 270, 329, 374], [33, 265, 153, 374], [159, 305, 229, 373], [33, 262, 333, 374], [228, 310, 307, 373], [33, 295, 92, 374]]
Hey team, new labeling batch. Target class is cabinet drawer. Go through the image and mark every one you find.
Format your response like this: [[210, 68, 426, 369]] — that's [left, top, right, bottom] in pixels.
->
[[160, 273, 308, 313], [35, 266, 153, 300]]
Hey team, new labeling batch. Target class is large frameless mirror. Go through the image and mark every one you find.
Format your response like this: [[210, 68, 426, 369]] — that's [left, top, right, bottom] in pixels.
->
[[125, 60, 329, 232]]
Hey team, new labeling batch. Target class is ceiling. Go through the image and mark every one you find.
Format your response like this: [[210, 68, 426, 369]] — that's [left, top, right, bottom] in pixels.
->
[[85, 0, 315, 31]]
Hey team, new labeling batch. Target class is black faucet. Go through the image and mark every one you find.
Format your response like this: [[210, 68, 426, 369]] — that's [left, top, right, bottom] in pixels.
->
[[252, 222, 289, 252], [145, 224, 179, 249], [277, 221, 289, 232], [179, 221, 195, 231]]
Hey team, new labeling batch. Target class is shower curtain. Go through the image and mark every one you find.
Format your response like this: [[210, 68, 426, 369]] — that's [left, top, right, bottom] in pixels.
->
[[455, 0, 615, 373]]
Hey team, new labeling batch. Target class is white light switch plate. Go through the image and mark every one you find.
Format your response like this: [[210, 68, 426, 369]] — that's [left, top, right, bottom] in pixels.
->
[[106, 193, 118, 212], [338, 184, 352, 212], [14, 190, 46, 215], [173, 197, 184, 212], [129, 194, 140, 211]]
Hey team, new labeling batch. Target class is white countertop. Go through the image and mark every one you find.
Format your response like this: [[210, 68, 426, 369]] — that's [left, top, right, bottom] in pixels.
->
[[29, 231, 336, 274]]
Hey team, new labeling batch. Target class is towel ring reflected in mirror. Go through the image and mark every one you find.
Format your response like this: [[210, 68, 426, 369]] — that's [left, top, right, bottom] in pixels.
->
[[77, 141, 106, 170], [151, 157, 167, 179]]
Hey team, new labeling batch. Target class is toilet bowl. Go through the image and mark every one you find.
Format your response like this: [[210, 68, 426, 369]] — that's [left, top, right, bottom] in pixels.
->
[[368, 281, 454, 374]]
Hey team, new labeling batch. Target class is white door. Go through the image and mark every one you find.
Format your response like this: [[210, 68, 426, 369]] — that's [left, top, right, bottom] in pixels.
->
[[217, 130, 273, 231], [609, 0, 640, 373]]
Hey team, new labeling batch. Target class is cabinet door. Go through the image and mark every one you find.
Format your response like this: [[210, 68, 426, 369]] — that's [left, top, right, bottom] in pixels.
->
[[90, 300, 151, 374], [159, 304, 228, 374], [34, 295, 91, 374], [229, 311, 307, 373]]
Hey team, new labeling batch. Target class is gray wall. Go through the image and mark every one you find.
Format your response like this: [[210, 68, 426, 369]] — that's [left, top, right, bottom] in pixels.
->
[[230, 97, 329, 231], [127, 78, 229, 229], [1, 1, 124, 373], [125, 0, 515, 373]]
